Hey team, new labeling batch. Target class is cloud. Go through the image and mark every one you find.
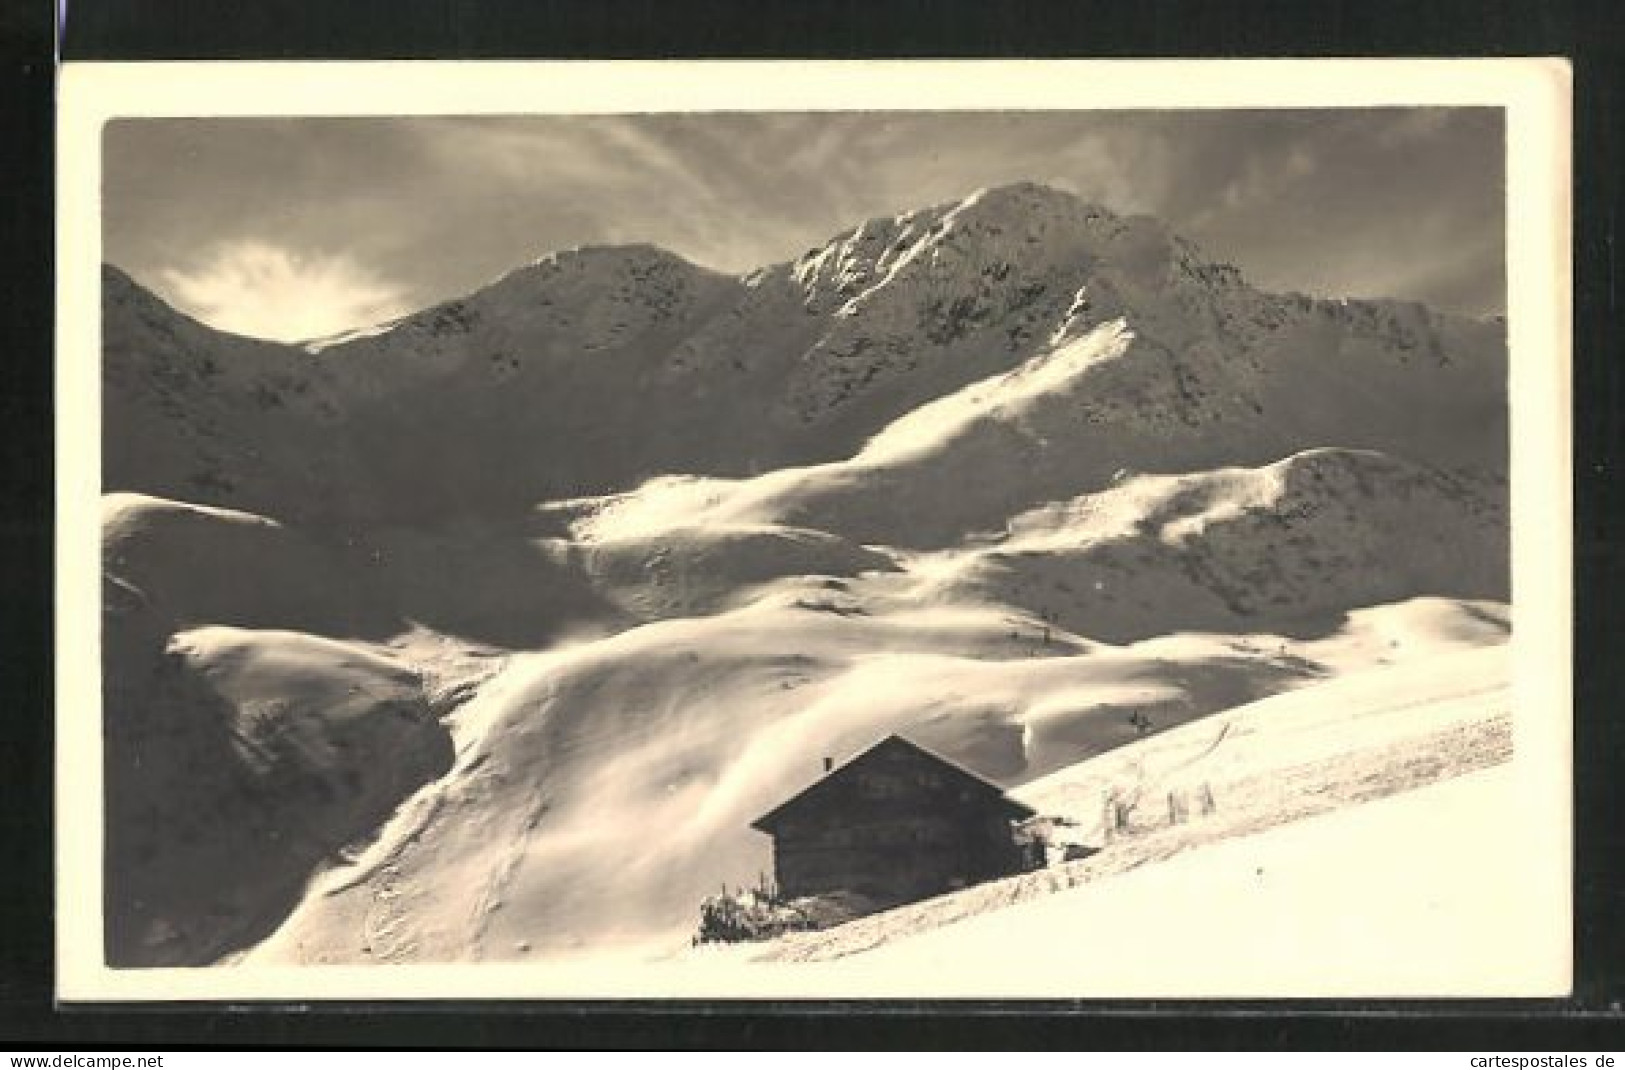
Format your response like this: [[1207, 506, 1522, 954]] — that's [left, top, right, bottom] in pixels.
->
[[159, 241, 412, 343]]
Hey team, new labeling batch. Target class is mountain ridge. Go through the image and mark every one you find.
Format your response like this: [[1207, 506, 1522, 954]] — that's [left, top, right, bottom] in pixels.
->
[[103, 182, 1505, 529]]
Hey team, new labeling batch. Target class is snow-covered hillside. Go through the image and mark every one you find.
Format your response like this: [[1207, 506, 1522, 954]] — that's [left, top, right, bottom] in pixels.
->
[[242, 596, 1508, 966], [96, 182, 1517, 973], [686, 638, 1531, 997]]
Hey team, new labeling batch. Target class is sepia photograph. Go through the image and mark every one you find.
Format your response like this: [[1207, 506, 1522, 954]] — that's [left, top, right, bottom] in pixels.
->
[[54, 60, 1572, 1001]]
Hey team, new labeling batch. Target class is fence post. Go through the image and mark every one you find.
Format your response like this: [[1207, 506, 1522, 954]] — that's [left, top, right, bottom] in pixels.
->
[[1168, 790, 1188, 825]]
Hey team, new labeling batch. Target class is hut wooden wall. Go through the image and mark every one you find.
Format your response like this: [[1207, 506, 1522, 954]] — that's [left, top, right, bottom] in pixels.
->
[[767, 744, 1029, 903]]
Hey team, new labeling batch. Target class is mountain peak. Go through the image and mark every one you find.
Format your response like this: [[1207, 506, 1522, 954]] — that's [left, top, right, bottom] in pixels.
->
[[504, 241, 723, 288], [959, 180, 1110, 217], [533, 241, 702, 267], [950, 182, 1125, 233], [449, 240, 728, 319]]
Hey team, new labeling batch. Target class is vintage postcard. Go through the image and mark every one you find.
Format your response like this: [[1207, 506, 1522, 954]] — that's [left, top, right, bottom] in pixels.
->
[[55, 59, 1572, 1001]]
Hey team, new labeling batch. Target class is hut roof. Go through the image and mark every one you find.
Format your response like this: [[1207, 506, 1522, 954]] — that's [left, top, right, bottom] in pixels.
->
[[750, 733, 1036, 833]]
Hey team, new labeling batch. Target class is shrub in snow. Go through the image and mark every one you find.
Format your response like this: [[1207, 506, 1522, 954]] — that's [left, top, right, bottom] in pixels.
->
[[694, 887, 879, 944]]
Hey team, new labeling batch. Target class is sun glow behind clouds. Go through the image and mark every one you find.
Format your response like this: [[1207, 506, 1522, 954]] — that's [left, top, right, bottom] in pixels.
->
[[160, 241, 412, 343]]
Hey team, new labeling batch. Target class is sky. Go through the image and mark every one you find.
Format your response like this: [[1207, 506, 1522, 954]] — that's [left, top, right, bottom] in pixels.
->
[[103, 110, 1505, 343]]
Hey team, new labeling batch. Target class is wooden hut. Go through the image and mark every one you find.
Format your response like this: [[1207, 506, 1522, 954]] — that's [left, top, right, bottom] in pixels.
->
[[749, 734, 1037, 905]]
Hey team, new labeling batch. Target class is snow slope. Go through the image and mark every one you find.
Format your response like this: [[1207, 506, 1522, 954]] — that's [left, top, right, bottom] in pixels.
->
[[802, 765, 1549, 997], [243, 595, 1507, 966], [215, 626, 1532, 996], [577, 317, 1505, 549], [633, 633, 1537, 998], [102, 616, 453, 966]]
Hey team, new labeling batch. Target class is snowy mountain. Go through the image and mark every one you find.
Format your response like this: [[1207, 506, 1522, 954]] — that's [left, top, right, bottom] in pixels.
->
[[97, 182, 1513, 970], [103, 182, 1504, 527]]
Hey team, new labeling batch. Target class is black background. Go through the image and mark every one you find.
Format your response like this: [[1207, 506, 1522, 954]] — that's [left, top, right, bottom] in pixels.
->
[[4, 0, 1623, 1049]]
